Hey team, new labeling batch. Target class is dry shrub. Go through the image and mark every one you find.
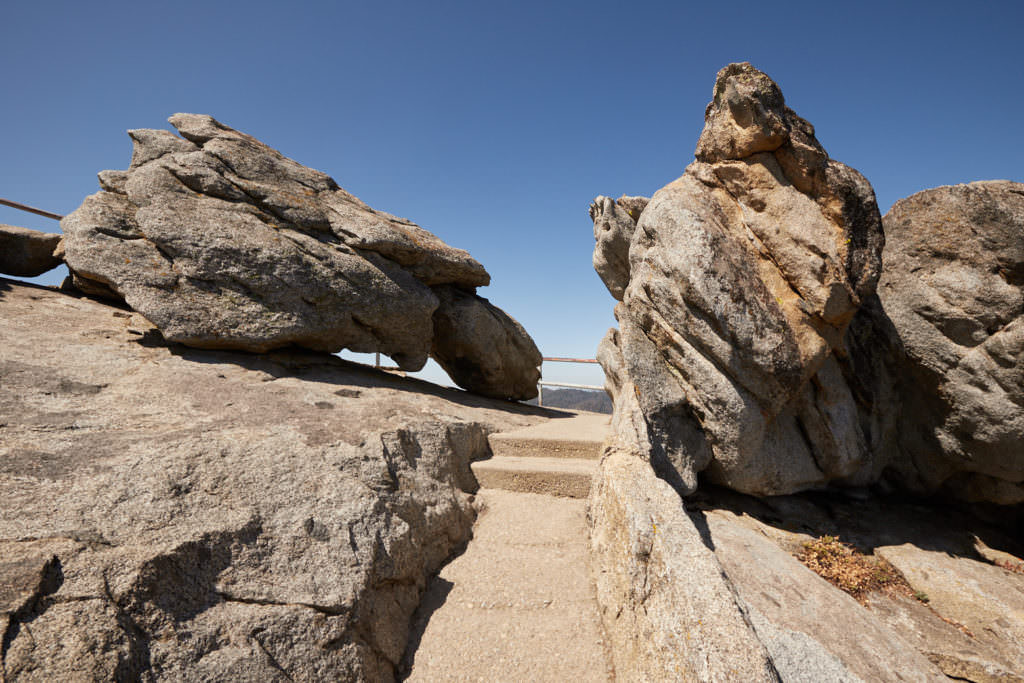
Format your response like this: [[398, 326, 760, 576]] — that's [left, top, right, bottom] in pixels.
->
[[797, 535, 977, 637], [796, 535, 910, 603]]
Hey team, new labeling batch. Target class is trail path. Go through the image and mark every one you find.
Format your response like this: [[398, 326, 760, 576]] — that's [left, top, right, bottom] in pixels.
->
[[403, 412, 613, 682]]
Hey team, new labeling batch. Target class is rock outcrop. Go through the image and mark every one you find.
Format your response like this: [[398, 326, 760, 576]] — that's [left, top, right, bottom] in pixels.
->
[[588, 450, 780, 681], [593, 62, 885, 495], [430, 285, 542, 401], [0, 224, 62, 277], [585, 63, 1024, 679], [0, 277, 546, 681], [61, 114, 540, 400], [592, 66, 1024, 505], [589, 458, 1024, 680], [877, 181, 1024, 504], [590, 195, 648, 300]]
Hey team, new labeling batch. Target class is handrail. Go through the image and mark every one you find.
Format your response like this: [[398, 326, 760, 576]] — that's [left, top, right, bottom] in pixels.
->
[[539, 380, 602, 390], [0, 198, 64, 221], [538, 357, 603, 406]]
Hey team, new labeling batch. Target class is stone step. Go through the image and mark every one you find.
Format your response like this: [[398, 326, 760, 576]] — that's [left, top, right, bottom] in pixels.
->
[[471, 456, 597, 498], [403, 489, 612, 681], [487, 412, 608, 460]]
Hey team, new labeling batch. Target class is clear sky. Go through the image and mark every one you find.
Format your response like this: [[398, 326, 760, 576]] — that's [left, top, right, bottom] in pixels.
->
[[3, 0, 1022, 388]]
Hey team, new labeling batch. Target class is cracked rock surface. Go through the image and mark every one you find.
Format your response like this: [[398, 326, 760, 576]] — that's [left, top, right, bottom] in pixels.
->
[[589, 454, 1024, 681], [0, 278, 547, 681], [61, 114, 540, 400]]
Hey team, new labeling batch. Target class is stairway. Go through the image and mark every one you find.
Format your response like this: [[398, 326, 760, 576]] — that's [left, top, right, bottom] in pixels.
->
[[402, 412, 612, 682], [470, 412, 607, 498]]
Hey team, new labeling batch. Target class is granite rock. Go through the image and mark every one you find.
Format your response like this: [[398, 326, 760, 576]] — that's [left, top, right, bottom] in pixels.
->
[[593, 62, 884, 495], [0, 277, 545, 681], [878, 181, 1024, 503], [0, 224, 63, 277], [429, 285, 542, 401], [61, 114, 540, 395], [587, 450, 778, 681], [590, 195, 647, 300]]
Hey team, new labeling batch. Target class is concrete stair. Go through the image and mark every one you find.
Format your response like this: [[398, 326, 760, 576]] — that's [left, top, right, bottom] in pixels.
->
[[472, 412, 608, 498], [405, 413, 615, 680], [403, 489, 613, 681]]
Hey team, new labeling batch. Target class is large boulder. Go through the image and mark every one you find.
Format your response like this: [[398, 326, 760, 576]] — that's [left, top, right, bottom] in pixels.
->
[[0, 277, 545, 681], [430, 285, 542, 401], [61, 114, 540, 399], [0, 224, 62, 277], [593, 63, 885, 495], [878, 181, 1024, 503]]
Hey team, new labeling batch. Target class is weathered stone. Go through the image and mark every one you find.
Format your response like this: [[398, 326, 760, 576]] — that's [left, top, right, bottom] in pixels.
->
[[597, 306, 713, 494], [591, 473, 1023, 680], [702, 510, 947, 682], [0, 277, 546, 682], [61, 114, 533, 381], [587, 450, 779, 682], [866, 593, 1024, 682], [590, 195, 647, 300], [594, 62, 884, 495], [429, 285, 542, 401], [0, 224, 63, 277], [877, 543, 1024, 667], [878, 181, 1024, 502]]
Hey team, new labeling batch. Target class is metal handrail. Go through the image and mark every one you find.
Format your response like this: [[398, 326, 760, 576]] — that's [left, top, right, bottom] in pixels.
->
[[538, 357, 603, 406], [0, 198, 63, 221]]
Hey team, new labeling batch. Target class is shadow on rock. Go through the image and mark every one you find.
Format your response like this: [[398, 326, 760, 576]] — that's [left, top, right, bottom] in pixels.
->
[[128, 327, 573, 420], [687, 482, 1024, 562]]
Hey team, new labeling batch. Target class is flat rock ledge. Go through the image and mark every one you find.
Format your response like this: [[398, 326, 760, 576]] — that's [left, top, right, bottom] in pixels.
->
[[0, 278, 547, 681]]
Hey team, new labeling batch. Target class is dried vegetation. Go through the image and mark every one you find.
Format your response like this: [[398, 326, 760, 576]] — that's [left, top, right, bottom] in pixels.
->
[[796, 535, 912, 604]]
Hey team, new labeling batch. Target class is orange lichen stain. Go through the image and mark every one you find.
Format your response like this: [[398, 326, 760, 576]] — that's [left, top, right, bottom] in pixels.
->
[[996, 558, 1024, 574]]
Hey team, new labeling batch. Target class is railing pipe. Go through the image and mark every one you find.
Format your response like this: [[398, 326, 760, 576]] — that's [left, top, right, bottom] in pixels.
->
[[539, 380, 603, 390], [537, 357, 603, 407], [0, 198, 64, 221]]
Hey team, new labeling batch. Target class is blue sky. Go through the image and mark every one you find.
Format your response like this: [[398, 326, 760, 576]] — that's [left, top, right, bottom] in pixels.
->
[[3, 0, 1022, 388]]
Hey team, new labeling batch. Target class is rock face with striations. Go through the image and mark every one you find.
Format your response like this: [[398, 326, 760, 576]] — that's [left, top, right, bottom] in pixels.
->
[[877, 181, 1024, 504], [593, 62, 885, 496], [0, 277, 545, 681], [61, 114, 540, 400]]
